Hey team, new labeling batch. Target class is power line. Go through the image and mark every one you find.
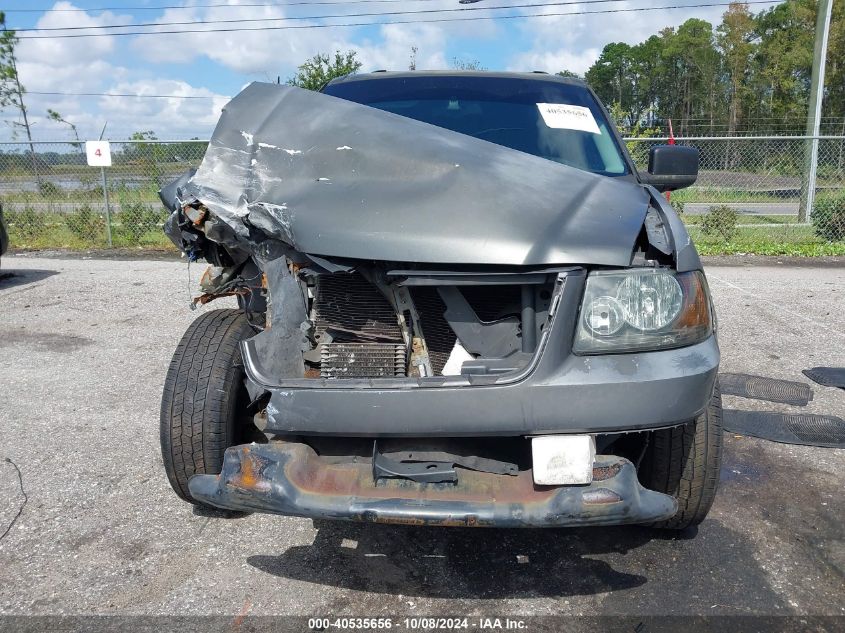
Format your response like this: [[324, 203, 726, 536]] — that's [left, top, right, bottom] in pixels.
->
[[15, 1, 779, 39], [5, 0, 429, 13], [11, 0, 639, 32]]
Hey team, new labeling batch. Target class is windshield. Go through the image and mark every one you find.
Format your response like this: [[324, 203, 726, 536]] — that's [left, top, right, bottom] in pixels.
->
[[324, 75, 629, 177]]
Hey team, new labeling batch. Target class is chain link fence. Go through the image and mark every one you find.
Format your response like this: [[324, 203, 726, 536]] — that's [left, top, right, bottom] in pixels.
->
[[625, 136, 845, 254], [1, 136, 844, 254], [0, 140, 207, 249]]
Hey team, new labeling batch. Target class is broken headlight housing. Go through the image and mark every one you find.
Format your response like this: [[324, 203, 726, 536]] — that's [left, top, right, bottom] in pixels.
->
[[573, 269, 712, 354]]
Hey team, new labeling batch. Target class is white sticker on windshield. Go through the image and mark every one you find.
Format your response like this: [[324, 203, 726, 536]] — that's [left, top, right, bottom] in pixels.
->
[[536, 103, 601, 134]]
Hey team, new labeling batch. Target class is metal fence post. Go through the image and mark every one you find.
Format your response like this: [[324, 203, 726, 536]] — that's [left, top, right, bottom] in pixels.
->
[[101, 165, 113, 247], [800, 0, 834, 222], [805, 136, 820, 225]]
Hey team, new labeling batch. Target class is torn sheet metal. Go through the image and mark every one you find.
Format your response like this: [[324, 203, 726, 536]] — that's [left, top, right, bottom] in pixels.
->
[[246, 256, 309, 382], [166, 82, 651, 267]]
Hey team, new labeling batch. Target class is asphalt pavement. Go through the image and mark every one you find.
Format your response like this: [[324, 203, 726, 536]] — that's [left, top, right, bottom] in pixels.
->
[[0, 254, 843, 620]]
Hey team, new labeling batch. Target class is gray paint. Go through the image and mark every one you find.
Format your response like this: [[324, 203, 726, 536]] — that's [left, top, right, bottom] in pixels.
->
[[244, 271, 720, 436], [647, 187, 702, 272], [247, 256, 309, 381], [179, 82, 652, 267]]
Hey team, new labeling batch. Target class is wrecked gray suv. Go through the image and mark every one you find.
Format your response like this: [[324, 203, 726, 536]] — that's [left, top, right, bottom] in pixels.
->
[[159, 72, 721, 530]]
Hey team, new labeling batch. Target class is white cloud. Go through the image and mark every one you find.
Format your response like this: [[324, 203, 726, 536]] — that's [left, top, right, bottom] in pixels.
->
[[16, 1, 132, 66], [509, 47, 600, 76], [131, 0, 466, 76], [5, 3, 230, 140], [11, 79, 229, 141], [130, 3, 347, 73], [353, 24, 450, 72], [99, 79, 229, 128]]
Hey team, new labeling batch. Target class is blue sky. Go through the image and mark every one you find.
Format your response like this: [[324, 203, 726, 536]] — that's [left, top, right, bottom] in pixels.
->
[[4, 0, 780, 141]]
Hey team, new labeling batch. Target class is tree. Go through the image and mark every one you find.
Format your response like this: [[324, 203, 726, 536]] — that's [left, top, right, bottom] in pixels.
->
[[825, 0, 845, 130], [47, 109, 81, 147], [0, 12, 38, 180], [581, 0, 842, 135], [287, 51, 362, 91], [662, 19, 721, 135], [556, 70, 581, 79], [752, 0, 815, 126], [585, 42, 633, 114], [717, 3, 756, 137], [628, 36, 664, 128]]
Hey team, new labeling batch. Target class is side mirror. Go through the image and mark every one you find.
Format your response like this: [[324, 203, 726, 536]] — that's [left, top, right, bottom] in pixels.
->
[[639, 145, 699, 192]]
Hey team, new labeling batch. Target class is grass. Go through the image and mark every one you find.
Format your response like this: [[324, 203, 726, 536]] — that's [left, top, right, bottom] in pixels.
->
[[1, 187, 163, 206], [4, 203, 844, 258], [5, 210, 173, 250], [671, 188, 793, 204], [687, 224, 845, 256], [681, 214, 798, 226]]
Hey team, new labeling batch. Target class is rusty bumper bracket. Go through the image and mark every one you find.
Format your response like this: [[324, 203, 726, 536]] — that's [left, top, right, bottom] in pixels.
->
[[372, 443, 458, 484], [188, 441, 677, 527]]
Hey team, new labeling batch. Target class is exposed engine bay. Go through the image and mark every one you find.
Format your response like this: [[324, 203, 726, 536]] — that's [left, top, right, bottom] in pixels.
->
[[191, 257, 562, 383], [160, 82, 688, 387]]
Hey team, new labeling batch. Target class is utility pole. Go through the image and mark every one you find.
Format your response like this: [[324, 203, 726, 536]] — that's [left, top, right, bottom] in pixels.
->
[[799, 0, 834, 222]]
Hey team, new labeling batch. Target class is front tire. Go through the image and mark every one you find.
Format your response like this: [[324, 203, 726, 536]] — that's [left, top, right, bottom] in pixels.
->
[[160, 308, 254, 506], [639, 381, 723, 530]]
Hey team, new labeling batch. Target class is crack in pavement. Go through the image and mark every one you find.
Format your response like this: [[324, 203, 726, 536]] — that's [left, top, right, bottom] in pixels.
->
[[0, 458, 27, 543]]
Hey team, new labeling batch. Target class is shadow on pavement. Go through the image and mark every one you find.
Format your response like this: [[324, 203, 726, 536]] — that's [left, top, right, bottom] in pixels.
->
[[248, 523, 691, 598], [0, 269, 59, 290], [248, 508, 789, 610]]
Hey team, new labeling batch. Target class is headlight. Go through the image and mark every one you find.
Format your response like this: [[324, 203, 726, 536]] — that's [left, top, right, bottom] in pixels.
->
[[574, 269, 712, 354]]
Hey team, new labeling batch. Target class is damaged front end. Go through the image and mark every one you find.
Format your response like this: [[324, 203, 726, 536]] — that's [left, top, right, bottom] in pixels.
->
[[189, 441, 677, 527], [160, 82, 717, 527]]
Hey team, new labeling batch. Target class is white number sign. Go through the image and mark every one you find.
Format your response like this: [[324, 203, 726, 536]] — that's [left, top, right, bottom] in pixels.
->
[[85, 140, 112, 167]]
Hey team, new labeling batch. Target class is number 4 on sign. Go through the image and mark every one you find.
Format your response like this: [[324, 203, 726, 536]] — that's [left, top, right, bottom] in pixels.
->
[[85, 140, 112, 167]]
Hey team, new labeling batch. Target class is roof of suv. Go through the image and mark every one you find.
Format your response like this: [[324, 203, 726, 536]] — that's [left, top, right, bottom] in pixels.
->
[[325, 70, 587, 88]]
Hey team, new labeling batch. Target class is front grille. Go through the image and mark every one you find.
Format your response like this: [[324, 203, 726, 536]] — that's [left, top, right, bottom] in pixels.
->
[[314, 273, 403, 343], [320, 343, 406, 378], [314, 273, 406, 378]]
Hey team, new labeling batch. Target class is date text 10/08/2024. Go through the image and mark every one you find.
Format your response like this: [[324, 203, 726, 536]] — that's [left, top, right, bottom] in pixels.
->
[[308, 617, 528, 630]]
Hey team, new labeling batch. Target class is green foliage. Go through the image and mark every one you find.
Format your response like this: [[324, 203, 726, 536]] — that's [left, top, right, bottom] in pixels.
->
[[64, 205, 105, 244], [717, 3, 755, 134], [47, 109, 81, 146], [287, 51, 362, 91], [669, 198, 685, 215], [37, 180, 62, 199], [700, 205, 739, 241], [610, 102, 660, 165], [115, 203, 169, 244], [5, 207, 44, 241], [124, 131, 164, 186], [0, 12, 23, 111], [812, 190, 845, 242], [578, 0, 845, 135], [0, 208, 173, 250]]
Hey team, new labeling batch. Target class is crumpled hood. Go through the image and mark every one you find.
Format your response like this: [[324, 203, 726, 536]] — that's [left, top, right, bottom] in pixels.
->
[[176, 82, 650, 267]]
